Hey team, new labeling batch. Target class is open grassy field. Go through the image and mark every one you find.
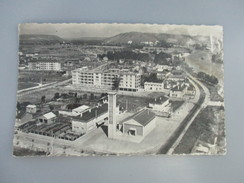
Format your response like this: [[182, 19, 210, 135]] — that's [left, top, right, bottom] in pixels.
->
[[18, 70, 69, 84], [18, 88, 59, 104], [18, 82, 39, 90]]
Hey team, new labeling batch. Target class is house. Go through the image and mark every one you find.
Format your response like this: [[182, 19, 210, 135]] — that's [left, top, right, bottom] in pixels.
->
[[169, 84, 187, 98], [26, 104, 37, 114], [144, 82, 164, 92], [71, 103, 109, 134], [156, 70, 170, 80], [156, 64, 173, 72], [123, 109, 156, 137], [148, 96, 169, 112], [37, 112, 56, 124], [185, 84, 196, 96]]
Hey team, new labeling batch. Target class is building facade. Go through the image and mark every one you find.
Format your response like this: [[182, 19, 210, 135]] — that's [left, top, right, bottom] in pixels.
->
[[28, 61, 61, 71], [144, 82, 164, 92], [123, 109, 156, 137], [72, 68, 141, 91]]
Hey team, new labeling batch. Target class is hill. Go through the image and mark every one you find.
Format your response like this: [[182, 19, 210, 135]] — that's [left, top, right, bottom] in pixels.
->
[[103, 32, 209, 46], [19, 34, 64, 44]]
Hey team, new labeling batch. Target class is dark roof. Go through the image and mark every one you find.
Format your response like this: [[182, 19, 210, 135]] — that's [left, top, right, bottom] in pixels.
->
[[73, 104, 108, 123], [149, 96, 168, 105], [131, 109, 156, 127]]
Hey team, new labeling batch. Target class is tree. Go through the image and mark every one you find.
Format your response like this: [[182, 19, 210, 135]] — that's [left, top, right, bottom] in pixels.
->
[[54, 92, 60, 99], [41, 95, 46, 103], [197, 72, 218, 85], [154, 52, 172, 65], [83, 94, 87, 99], [16, 102, 21, 111], [89, 93, 95, 100], [49, 105, 54, 111], [112, 76, 121, 91]]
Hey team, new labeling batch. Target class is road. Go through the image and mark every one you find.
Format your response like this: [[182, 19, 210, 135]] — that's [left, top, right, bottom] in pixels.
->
[[17, 78, 72, 97], [157, 72, 210, 154]]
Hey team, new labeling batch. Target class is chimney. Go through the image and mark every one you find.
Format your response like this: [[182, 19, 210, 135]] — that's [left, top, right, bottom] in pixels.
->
[[108, 92, 117, 139]]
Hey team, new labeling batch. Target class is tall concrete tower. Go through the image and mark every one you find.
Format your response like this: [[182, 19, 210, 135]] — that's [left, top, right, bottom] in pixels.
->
[[108, 92, 117, 139]]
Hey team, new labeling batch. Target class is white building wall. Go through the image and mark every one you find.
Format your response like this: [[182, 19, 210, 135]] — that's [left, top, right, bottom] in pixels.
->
[[143, 118, 156, 136], [149, 99, 169, 111], [144, 82, 164, 91], [72, 112, 108, 134]]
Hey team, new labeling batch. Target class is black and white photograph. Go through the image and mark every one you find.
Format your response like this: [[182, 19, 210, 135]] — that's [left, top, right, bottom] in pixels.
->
[[13, 23, 226, 156]]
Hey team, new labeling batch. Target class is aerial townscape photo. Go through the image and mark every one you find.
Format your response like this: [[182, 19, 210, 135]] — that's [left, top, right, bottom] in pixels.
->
[[13, 23, 226, 156]]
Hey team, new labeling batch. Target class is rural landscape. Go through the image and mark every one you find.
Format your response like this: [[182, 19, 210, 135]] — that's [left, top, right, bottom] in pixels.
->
[[13, 23, 226, 156]]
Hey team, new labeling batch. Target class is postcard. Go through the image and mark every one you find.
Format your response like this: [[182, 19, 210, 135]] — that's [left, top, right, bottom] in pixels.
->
[[13, 23, 226, 156]]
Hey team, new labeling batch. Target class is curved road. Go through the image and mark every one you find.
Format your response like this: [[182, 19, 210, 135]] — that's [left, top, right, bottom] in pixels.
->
[[157, 72, 210, 154]]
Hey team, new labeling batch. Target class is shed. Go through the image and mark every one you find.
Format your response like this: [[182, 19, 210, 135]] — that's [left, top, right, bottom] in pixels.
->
[[38, 112, 56, 124]]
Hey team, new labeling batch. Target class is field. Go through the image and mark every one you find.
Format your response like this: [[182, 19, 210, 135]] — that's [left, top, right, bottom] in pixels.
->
[[18, 70, 69, 85], [18, 88, 60, 104], [173, 106, 225, 154], [18, 82, 39, 90]]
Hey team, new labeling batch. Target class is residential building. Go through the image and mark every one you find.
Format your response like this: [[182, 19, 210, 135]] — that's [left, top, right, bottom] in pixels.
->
[[156, 64, 173, 71], [28, 60, 61, 71], [168, 70, 186, 82], [156, 70, 171, 80], [119, 73, 141, 92], [169, 84, 187, 98], [144, 82, 164, 92], [72, 68, 141, 91], [148, 96, 169, 112], [26, 105, 37, 114]]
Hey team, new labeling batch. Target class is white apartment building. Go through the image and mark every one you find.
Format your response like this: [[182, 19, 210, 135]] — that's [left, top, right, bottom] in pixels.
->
[[119, 73, 141, 92], [144, 82, 164, 92], [28, 61, 61, 71], [72, 68, 141, 91]]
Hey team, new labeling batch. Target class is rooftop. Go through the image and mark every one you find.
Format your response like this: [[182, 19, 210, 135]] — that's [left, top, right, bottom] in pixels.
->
[[42, 112, 56, 119], [127, 109, 156, 127], [149, 96, 169, 105], [72, 105, 90, 113], [73, 103, 108, 123]]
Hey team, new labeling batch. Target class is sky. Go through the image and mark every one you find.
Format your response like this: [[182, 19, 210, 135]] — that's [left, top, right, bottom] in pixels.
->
[[19, 23, 223, 39]]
